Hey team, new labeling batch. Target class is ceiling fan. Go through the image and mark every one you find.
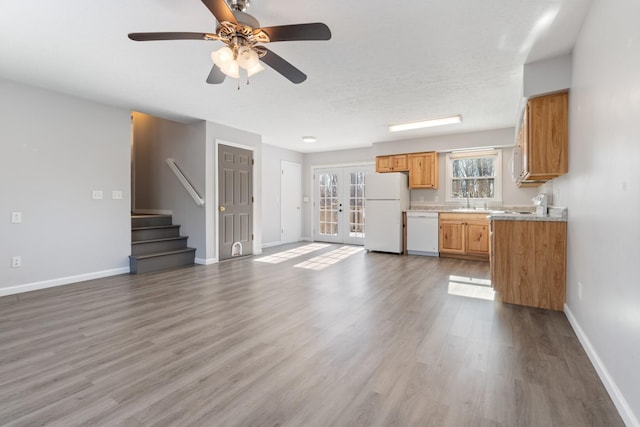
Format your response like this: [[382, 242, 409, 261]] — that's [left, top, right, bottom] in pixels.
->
[[128, 0, 331, 84]]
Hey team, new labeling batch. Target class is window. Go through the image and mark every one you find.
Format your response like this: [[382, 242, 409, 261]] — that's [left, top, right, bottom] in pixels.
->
[[445, 149, 502, 202]]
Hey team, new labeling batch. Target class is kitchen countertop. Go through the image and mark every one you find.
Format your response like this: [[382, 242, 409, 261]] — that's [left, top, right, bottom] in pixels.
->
[[488, 212, 567, 222], [404, 206, 568, 222], [405, 205, 532, 214]]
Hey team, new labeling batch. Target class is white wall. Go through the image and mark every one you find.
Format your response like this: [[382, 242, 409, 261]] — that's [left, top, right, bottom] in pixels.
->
[[410, 146, 538, 207], [302, 147, 373, 239], [523, 54, 572, 98], [554, 0, 640, 425], [262, 144, 304, 246], [132, 115, 262, 264], [132, 113, 207, 260], [300, 132, 541, 238], [372, 128, 516, 156], [0, 79, 131, 295], [373, 128, 539, 207]]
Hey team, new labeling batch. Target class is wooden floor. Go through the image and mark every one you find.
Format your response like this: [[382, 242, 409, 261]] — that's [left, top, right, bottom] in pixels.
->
[[0, 243, 623, 426]]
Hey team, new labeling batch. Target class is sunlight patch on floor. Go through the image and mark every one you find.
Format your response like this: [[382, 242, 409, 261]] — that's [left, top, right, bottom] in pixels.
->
[[447, 275, 495, 301], [255, 243, 330, 264], [294, 246, 363, 271]]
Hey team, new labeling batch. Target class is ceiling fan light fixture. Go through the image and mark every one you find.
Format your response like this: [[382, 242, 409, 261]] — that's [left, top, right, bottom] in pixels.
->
[[389, 114, 463, 132], [220, 60, 240, 79], [246, 61, 265, 77], [211, 46, 234, 68], [237, 46, 259, 69]]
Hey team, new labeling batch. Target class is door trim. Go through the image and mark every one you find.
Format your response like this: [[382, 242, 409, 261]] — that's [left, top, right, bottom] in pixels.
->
[[307, 161, 374, 243], [281, 160, 301, 244], [212, 139, 257, 263], [310, 162, 374, 244]]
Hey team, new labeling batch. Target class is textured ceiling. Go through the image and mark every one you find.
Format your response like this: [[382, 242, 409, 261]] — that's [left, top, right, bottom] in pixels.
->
[[0, 0, 591, 152]]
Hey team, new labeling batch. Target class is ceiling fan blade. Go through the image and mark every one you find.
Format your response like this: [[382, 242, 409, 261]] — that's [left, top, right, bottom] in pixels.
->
[[206, 64, 226, 84], [259, 23, 331, 42], [201, 0, 237, 25], [128, 32, 217, 41], [260, 48, 307, 84]]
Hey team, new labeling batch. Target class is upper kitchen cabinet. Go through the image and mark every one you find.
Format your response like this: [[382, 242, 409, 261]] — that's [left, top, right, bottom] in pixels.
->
[[408, 152, 438, 189], [517, 91, 568, 185], [376, 154, 409, 173]]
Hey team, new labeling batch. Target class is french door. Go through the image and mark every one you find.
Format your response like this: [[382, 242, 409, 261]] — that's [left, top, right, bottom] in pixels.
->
[[313, 165, 374, 245]]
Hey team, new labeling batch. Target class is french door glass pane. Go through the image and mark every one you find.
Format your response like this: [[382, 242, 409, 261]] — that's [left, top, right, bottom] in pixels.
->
[[349, 171, 366, 238], [318, 173, 339, 236]]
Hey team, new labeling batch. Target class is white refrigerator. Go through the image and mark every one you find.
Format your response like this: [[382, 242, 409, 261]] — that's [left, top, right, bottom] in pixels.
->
[[364, 172, 410, 253]]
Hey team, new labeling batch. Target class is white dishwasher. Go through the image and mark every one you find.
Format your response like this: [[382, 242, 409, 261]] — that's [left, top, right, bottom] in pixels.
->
[[406, 211, 439, 256]]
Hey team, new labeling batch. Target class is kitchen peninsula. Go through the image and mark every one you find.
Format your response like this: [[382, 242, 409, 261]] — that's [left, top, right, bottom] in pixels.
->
[[490, 211, 568, 311]]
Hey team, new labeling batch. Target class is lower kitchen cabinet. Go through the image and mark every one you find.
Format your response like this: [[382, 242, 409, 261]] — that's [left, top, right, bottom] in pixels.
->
[[491, 219, 567, 311], [439, 213, 490, 261]]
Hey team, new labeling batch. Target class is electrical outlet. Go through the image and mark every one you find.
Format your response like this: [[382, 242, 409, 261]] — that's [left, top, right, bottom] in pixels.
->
[[578, 281, 583, 300], [11, 212, 22, 223], [92, 190, 103, 200], [11, 256, 21, 268], [112, 190, 123, 200]]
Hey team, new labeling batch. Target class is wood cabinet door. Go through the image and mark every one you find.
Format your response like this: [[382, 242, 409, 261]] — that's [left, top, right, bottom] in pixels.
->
[[376, 155, 408, 172], [526, 91, 568, 179], [408, 152, 438, 189], [376, 156, 393, 172], [491, 220, 567, 311], [466, 221, 489, 255], [391, 155, 408, 171], [439, 220, 465, 254]]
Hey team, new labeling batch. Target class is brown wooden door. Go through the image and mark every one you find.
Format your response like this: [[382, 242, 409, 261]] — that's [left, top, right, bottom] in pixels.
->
[[439, 220, 465, 254], [466, 221, 489, 255], [218, 144, 253, 260]]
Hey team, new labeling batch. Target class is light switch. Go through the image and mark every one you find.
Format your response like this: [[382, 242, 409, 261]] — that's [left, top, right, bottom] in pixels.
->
[[112, 190, 123, 200], [11, 212, 22, 224], [92, 190, 103, 200]]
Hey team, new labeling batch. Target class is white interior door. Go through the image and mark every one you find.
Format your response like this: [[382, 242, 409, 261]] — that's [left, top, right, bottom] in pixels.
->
[[281, 161, 301, 243], [314, 165, 373, 245]]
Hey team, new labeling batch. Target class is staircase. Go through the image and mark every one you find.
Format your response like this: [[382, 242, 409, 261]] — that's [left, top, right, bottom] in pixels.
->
[[129, 214, 196, 274]]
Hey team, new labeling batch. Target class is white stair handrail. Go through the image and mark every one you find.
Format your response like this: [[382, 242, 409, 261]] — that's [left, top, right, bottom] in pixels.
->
[[165, 158, 205, 207]]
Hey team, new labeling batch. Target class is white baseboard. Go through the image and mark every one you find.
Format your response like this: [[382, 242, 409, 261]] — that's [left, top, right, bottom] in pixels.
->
[[194, 258, 218, 265], [0, 267, 130, 297], [133, 209, 173, 215], [262, 241, 283, 248], [301, 236, 313, 242], [564, 304, 639, 427]]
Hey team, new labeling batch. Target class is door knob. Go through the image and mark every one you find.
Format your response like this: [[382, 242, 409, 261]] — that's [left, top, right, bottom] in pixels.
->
[[219, 206, 226, 212]]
